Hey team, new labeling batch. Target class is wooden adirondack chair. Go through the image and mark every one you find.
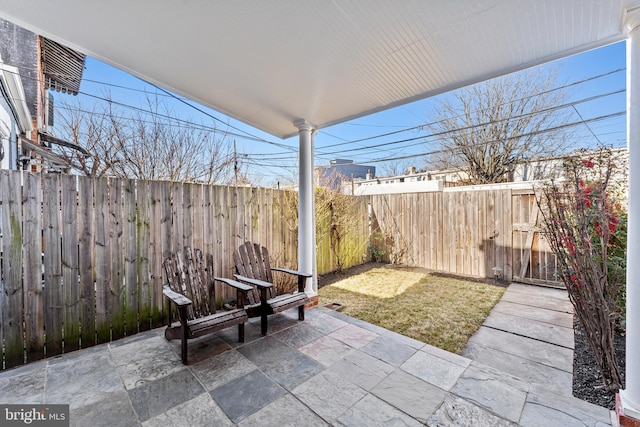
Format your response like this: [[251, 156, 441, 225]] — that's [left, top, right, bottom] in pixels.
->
[[163, 247, 252, 364], [233, 242, 311, 336]]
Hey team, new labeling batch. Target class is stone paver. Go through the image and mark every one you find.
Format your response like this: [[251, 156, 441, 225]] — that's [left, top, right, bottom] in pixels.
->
[[508, 282, 568, 298], [237, 394, 328, 427], [372, 369, 447, 423], [0, 364, 46, 404], [71, 391, 139, 427], [329, 323, 379, 348], [451, 362, 529, 423], [304, 311, 350, 334], [460, 283, 614, 426], [115, 349, 185, 390], [143, 393, 232, 427], [463, 341, 573, 394], [210, 369, 286, 423], [273, 322, 326, 348], [236, 335, 295, 367], [46, 351, 124, 410], [323, 355, 387, 391], [428, 394, 518, 427], [292, 370, 368, 424], [361, 335, 417, 366], [128, 368, 204, 422], [335, 394, 423, 427], [492, 300, 574, 328], [401, 349, 467, 391], [483, 310, 574, 349], [261, 350, 324, 390], [522, 386, 613, 427], [109, 334, 173, 366], [298, 335, 354, 367], [190, 349, 258, 391], [467, 326, 573, 371], [0, 290, 614, 427], [500, 288, 573, 313]]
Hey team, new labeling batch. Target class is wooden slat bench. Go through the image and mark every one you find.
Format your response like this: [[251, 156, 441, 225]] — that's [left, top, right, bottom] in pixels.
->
[[163, 247, 252, 364]]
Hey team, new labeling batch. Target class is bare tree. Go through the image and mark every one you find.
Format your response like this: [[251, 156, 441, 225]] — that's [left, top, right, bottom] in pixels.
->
[[379, 158, 414, 177], [425, 68, 573, 184], [53, 95, 236, 183]]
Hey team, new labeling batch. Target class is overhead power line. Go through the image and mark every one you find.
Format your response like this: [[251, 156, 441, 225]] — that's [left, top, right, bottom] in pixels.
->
[[3, 64, 297, 152], [315, 67, 625, 150], [314, 88, 624, 158], [342, 110, 625, 166], [4, 63, 626, 177]]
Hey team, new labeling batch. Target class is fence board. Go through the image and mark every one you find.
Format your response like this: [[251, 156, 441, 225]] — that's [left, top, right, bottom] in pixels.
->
[[22, 173, 44, 362], [42, 174, 63, 357], [151, 180, 167, 326], [203, 184, 214, 259], [192, 183, 204, 253], [477, 191, 487, 277], [213, 186, 226, 302], [503, 189, 514, 280], [123, 179, 138, 335], [171, 182, 184, 254], [94, 178, 112, 344], [61, 175, 81, 352], [209, 185, 223, 298], [182, 183, 193, 250], [77, 176, 95, 347], [1, 170, 25, 368], [109, 179, 125, 340], [136, 180, 151, 331], [434, 193, 443, 271], [160, 180, 172, 267]]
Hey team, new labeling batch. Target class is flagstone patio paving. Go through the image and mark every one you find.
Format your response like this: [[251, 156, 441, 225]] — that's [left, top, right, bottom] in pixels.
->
[[0, 289, 614, 426]]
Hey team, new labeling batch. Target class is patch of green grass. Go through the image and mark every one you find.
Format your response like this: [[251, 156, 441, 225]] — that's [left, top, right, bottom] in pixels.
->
[[318, 267, 505, 354]]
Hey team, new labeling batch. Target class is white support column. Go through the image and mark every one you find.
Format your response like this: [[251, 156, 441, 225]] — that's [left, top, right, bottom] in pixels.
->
[[621, 9, 640, 419], [295, 119, 317, 295]]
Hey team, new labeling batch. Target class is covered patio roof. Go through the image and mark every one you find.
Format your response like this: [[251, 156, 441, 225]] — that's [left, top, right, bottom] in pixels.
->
[[1, 1, 640, 421], [0, 1, 635, 139]]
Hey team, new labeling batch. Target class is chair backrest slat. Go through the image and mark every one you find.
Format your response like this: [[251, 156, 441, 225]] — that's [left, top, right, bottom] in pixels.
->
[[234, 241, 277, 303], [164, 247, 215, 320]]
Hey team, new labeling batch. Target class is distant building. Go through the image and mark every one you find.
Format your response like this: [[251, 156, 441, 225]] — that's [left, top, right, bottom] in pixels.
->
[[347, 148, 628, 196], [347, 166, 463, 195], [315, 159, 375, 189], [512, 148, 628, 184]]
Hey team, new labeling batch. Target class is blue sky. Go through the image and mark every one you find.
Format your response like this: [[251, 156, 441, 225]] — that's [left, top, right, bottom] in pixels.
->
[[53, 40, 627, 185]]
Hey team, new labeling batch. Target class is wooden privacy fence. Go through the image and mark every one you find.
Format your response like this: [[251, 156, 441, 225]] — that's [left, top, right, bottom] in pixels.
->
[[0, 170, 367, 370], [1, 170, 558, 370], [369, 186, 560, 285]]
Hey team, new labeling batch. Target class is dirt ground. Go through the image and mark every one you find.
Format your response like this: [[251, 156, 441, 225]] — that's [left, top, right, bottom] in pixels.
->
[[573, 317, 626, 409]]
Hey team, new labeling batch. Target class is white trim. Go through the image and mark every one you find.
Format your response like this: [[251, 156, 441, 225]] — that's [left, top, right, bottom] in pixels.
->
[[0, 62, 34, 133], [0, 105, 10, 138]]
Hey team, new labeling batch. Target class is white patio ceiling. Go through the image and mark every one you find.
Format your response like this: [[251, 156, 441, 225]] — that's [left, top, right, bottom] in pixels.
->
[[0, 1, 636, 139]]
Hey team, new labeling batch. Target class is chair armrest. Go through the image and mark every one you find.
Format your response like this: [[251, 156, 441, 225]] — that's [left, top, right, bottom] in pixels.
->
[[271, 267, 312, 278], [163, 285, 192, 307], [214, 277, 253, 292], [234, 274, 274, 289]]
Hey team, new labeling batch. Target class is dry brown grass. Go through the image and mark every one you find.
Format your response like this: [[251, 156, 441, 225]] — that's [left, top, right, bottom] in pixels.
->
[[318, 266, 505, 354]]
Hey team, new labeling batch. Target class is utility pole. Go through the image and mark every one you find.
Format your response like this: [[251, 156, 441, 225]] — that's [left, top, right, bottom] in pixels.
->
[[233, 139, 238, 186]]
